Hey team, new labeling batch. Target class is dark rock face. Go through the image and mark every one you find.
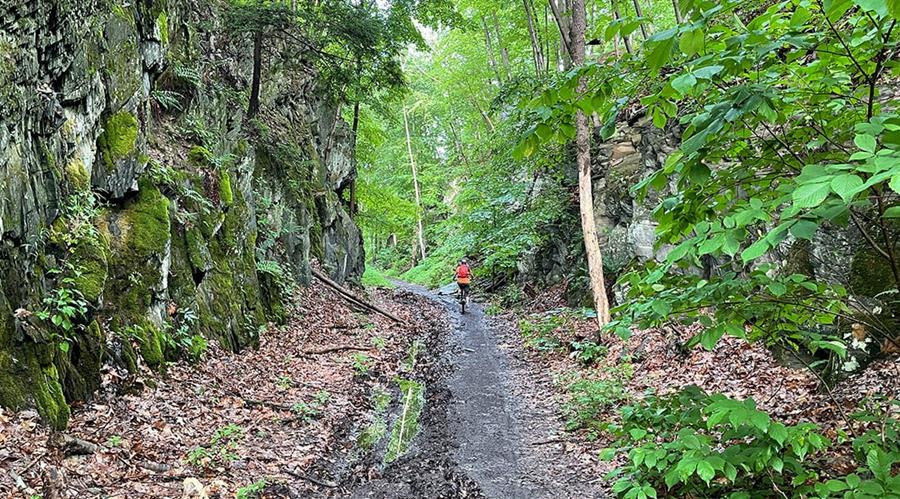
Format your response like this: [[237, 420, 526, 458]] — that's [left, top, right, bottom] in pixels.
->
[[0, 0, 363, 428]]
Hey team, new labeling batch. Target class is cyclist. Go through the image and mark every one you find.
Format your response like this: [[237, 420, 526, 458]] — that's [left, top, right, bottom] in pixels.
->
[[455, 259, 472, 303]]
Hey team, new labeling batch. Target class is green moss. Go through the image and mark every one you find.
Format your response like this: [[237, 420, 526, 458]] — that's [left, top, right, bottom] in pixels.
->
[[70, 235, 110, 304], [219, 171, 234, 207], [125, 177, 170, 254], [850, 248, 894, 296], [31, 362, 70, 430], [97, 111, 138, 171], [185, 226, 212, 272], [157, 11, 169, 45], [66, 158, 91, 191], [0, 351, 27, 409], [60, 321, 104, 401], [188, 145, 213, 166], [137, 322, 165, 367], [384, 378, 425, 464]]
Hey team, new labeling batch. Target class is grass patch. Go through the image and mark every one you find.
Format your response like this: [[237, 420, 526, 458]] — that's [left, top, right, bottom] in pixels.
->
[[362, 266, 396, 289], [400, 254, 457, 288]]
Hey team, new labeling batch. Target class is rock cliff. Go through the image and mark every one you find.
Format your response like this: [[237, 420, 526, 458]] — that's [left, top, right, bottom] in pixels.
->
[[0, 0, 363, 429]]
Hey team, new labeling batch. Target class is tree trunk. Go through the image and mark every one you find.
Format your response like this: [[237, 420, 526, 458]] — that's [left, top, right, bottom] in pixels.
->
[[481, 17, 503, 84], [491, 12, 511, 76], [632, 0, 649, 40], [403, 108, 427, 262], [523, 0, 544, 77], [548, 0, 572, 66], [470, 97, 495, 131], [672, 0, 683, 23], [248, 31, 263, 118], [612, 3, 633, 54], [572, 0, 611, 330]]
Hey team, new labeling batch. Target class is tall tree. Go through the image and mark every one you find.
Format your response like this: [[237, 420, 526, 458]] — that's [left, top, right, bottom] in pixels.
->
[[522, 0, 544, 76], [403, 107, 428, 262], [571, 0, 611, 329]]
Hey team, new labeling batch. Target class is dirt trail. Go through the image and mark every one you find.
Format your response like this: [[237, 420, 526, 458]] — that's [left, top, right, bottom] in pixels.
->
[[346, 283, 605, 498]]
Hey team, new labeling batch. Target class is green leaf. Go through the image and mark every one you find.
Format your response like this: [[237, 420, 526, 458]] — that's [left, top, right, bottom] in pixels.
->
[[854, 0, 888, 16], [890, 174, 900, 194], [700, 326, 725, 350], [855, 133, 877, 153], [772, 457, 784, 473], [769, 423, 788, 445], [826, 479, 848, 492], [648, 37, 676, 71], [692, 65, 724, 79], [630, 428, 648, 440], [889, 0, 900, 18], [789, 220, 819, 240], [679, 30, 704, 56], [696, 461, 715, 484], [883, 206, 900, 218], [825, 0, 854, 20], [792, 182, 831, 208], [830, 174, 865, 202], [671, 73, 698, 95], [741, 238, 769, 262]]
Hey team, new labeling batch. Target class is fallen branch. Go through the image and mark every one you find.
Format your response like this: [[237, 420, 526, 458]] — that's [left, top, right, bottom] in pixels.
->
[[311, 269, 402, 323], [302, 345, 372, 355], [284, 467, 338, 488]]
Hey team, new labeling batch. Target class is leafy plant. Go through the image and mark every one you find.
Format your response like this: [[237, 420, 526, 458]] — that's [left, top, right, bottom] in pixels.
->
[[605, 387, 831, 498], [562, 365, 631, 436], [570, 340, 608, 365], [186, 424, 244, 468], [351, 353, 374, 375], [236, 479, 268, 499]]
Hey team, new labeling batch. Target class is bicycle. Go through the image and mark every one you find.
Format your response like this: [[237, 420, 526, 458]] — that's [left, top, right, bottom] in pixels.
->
[[458, 285, 469, 314]]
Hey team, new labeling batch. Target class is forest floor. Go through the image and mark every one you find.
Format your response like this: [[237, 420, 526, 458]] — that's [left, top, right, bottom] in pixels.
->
[[2, 280, 897, 498]]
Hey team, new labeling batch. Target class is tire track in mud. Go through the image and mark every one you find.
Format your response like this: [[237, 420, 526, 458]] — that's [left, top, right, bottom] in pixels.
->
[[335, 283, 605, 498]]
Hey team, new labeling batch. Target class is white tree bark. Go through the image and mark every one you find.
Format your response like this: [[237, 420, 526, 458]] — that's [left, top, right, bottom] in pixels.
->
[[572, 0, 611, 329], [403, 108, 427, 262]]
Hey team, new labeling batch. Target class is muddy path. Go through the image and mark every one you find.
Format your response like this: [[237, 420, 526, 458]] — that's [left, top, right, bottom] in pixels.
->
[[338, 283, 606, 498]]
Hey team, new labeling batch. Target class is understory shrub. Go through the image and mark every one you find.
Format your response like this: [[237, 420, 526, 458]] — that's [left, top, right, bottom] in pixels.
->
[[604, 387, 900, 499]]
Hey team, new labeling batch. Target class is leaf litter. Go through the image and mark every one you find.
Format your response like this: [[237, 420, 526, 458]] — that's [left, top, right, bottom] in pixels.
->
[[0, 279, 445, 498]]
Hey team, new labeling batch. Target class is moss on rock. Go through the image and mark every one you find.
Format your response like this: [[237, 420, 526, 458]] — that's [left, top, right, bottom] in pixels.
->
[[66, 158, 91, 191], [70, 235, 110, 304], [30, 360, 70, 430], [97, 111, 138, 171], [850, 248, 894, 296], [219, 171, 234, 207]]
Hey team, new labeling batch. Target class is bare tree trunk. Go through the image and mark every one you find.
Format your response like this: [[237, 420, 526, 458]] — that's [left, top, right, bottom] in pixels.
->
[[248, 31, 263, 118], [672, 0, 683, 23], [631, 0, 649, 40], [572, 0, 611, 330], [523, 0, 544, 76], [469, 97, 495, 131], [403, 108, 427, 262], [612, 2, 633, 54], [548, 0, 572, 66], [491, 12, 511, 76], [481, 16, 503, 84]]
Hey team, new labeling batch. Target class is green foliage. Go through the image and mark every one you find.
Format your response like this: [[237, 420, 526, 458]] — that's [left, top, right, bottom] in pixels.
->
[[362, 266, 396, 289], [605, 387, 900, 499], [186, 423, 244, 468], [351, 353, 374, 375], [236, 479, 268, 499], [561, 365, 631, 436], [518, 312, 566, 352], [291, 390, 331, 422]]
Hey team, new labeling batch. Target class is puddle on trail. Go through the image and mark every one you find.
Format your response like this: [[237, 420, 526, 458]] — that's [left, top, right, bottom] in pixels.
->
[[383, 378, 425, 465], [353, 340, 427, 467]]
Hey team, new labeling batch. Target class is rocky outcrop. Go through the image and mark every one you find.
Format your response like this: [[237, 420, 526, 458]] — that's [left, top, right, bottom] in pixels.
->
[[0, 0, 363, 429]]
